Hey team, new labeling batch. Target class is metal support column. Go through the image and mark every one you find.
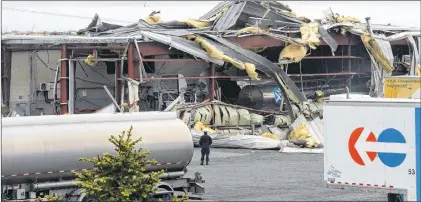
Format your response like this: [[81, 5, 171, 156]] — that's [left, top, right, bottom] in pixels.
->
[[347, 36, 352, 90], [128, 43, 134, 79], [115, 62, 120, 104], [60, 44, 68, 114], [68, 60, 75, 114], [211, 63, 215, 126]]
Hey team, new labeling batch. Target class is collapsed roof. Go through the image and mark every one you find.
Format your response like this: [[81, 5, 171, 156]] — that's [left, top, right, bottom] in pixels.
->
[[2, 0, 420, 117]]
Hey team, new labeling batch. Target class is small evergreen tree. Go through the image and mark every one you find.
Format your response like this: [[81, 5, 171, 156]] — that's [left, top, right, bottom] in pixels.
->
[[74, 126, 164, 202]]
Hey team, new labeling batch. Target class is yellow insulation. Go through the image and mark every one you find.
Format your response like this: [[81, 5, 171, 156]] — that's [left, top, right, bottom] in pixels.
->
[[315, 90, 324, 103], [211, 7, 229, 21], [416, 64, 421, 76], [361, 34, 394, 73], [144, 13, 163, 24], [186, 34, 224, 60], [300, 23, 320, 50], [336, 16, 361, 23], [279, 44, 308, 63], [236, 27, 263, 35], [244, 63, 259, 80], [177, 19, 213, 28], [194, 121, 216, 134], [84, 54, 97, 66], [186, 35, 259, 80], [260, 133, 280, 140], [222, 55, 245, 70], [281, 10, 296, 17], [289, 125, 318, 148]]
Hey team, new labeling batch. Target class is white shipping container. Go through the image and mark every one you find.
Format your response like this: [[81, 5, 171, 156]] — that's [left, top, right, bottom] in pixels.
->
[[324, 97, 420, 201]]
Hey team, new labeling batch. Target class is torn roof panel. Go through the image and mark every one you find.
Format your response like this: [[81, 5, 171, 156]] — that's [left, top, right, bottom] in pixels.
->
[[317, 23, 338, 54], [199, 1, 236, 20], [213, 1, 247, 32], [199, 1, 304, 32], [243, 1, 303, 24], [140, 31, 224, 65], [196, 34, 269, 72]]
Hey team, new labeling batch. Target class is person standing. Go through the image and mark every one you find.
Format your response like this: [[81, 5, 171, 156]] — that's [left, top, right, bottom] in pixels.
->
[[199, 129, 213, 165]]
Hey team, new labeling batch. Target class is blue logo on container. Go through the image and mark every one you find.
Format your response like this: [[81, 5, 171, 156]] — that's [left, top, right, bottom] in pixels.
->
[[377, 128, 407, 167], [273, 87, 282, 105]]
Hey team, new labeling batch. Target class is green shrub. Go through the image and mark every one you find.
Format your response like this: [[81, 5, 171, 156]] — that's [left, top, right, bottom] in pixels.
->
[[73, 126, 165, 202]]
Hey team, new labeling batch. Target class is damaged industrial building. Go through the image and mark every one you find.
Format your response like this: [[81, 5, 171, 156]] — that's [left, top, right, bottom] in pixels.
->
[[2, 1, 420, 151]]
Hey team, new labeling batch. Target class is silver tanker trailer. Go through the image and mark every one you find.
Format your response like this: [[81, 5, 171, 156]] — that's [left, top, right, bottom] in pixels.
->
[[1, 112, 205, 201]]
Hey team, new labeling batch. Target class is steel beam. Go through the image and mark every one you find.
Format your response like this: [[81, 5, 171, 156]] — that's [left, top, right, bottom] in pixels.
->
[[211, 63, 216, 126], [115, 62, 120, 104], [137, 58, 206, 62], [133, 72, 367, 81], [68, 60, 75, 114], [128, 43, 134, 79], [347, 36, 352, 89], [60, 44, 68, 114]]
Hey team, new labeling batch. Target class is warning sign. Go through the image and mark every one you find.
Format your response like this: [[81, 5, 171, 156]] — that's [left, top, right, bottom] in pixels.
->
[[384, 76, 421, 99]]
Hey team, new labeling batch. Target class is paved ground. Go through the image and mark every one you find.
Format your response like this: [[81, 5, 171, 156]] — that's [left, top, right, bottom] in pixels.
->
[[185, 148, 385, 201]]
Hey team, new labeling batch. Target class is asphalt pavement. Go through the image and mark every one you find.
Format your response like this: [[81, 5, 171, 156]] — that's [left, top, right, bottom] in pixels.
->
[[185, 148, 385, 201]]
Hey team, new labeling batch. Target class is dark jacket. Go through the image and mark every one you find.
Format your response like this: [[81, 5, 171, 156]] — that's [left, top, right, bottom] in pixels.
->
[[199, 133, 213, 149]]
